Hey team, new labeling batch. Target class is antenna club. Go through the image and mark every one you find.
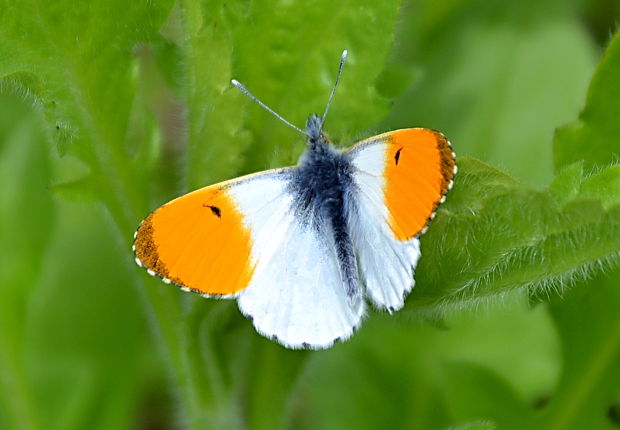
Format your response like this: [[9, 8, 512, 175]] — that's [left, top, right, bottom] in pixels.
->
[[320, 49, 349, 128]]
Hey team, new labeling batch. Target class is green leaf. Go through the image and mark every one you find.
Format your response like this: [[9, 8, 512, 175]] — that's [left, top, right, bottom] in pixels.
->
[[541, 268, 620, 430], [550, 161, 620, 210], [406, 157, 620, 314], [0, 95, 54, 430], [243, 339, 308, 430], [442, 363, 535, 429], [25, 204, 158, 430], [297, 297, 560, 430], [554, 30, 620, 172], [50, 174, 99, 202], [296, 317, 451, 430], [577, 165, 620, 209], [175, 0, 250, 190], [229, 0, 403, 172], [384, 0, 596, 187], [0, 0, 175, 225], [0, 72, 44, 104], [0, 3, 205, 430], [549, 162, 584, 206]]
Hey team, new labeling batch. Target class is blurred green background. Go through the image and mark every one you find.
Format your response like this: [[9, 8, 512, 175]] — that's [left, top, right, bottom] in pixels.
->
[[1, 0, 620, 429]]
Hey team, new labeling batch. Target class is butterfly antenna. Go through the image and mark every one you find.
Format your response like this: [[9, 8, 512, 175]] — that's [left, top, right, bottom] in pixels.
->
[[231, 79, 309, 137], [320, 49, 348, 130]]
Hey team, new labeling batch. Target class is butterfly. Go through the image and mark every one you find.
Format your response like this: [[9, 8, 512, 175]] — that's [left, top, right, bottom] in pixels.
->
[[133, 50, 456, 349]]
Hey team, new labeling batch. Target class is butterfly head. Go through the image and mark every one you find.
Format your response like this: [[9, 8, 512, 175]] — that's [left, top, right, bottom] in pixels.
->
[[305, 114, 329, 150]]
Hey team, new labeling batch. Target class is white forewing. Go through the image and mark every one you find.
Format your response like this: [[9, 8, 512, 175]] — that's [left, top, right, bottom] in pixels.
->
[[346, 142, 422, 311], [346, 137, 386, 176], [228, 173, 365, 349]]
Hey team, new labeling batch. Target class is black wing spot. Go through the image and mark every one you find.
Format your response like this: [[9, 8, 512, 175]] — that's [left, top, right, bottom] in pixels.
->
[[394, 147, 403, 165], [203, 204, 222, 218]]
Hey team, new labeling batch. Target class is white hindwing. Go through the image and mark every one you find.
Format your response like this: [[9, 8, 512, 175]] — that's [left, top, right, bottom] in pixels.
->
[[227, 172, 365, 349], [346, 139, 421, 311]]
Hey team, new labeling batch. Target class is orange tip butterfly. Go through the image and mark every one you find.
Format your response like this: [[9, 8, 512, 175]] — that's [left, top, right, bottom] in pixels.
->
[[133, 50, 456, 349]]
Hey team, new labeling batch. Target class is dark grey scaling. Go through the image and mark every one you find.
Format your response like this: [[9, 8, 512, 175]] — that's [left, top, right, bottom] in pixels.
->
[[287, 114, 360, 301]]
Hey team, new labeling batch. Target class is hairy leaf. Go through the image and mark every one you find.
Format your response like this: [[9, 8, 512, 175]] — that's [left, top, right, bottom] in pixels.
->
[[407, 157, 620, 314]]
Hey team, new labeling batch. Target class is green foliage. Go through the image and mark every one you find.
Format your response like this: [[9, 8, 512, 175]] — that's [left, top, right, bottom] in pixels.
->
[[1, 0, 620, 429], [384, 0, 596, 187], [0, 94, 54, 430], [410, 157, 620, 313], [543, 270, 620, 429], [554, 30, 620, 172]]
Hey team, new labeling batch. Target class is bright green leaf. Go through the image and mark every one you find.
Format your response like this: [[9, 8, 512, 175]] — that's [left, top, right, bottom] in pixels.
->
[[407, 157, 620, 314], [554, 31, 620, 172], [549, 162, 584, 206], [578, 165, 620, 209]]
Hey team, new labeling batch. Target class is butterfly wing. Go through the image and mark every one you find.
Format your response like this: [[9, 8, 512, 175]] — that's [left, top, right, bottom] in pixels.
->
[[133, 170, 289, 297], [234, 185, 365, 349], [345, 128, 456, 311], [134, 168, 364, 349]]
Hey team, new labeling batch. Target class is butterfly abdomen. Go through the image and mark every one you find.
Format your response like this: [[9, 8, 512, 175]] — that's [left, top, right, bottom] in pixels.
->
[[289, 142, 360, 300]]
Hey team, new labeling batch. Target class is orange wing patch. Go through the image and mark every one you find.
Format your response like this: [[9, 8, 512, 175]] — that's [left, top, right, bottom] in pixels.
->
[[384, 129, 456, 240], [133, 185, 254, 296]]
